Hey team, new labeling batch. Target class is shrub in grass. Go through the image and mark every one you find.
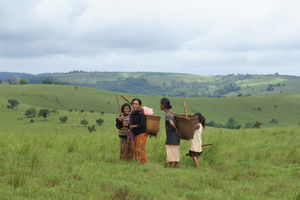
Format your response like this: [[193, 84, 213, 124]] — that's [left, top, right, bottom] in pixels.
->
[[38, 109, 50, 119], [81, 119, 88, 125], [7, 99, 19, 109], [25, 107, 37, 118], [59, 116, 68, 123], [96, 118, 104, 126], [270, 118, 278, 124], [244, 123, 252, 128], [225, 117, 241, 129], [88, 125, 96, 133], [253, 121, 262, 128], [30, 119, 34, 123]]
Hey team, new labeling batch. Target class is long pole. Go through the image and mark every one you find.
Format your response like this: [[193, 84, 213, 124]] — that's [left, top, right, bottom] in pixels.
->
[[183, 102, 188, 119], [115, 95, 121, 114], [201, 143, 213, 147], [120, 95, 131, 104]]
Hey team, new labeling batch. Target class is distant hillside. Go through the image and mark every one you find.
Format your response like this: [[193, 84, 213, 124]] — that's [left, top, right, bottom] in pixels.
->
[[1, 84, 300, 127], [1, 71, 300, 97]]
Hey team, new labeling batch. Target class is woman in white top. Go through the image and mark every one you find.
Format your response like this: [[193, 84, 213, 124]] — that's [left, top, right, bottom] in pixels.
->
[[186, 112, 205, 168]]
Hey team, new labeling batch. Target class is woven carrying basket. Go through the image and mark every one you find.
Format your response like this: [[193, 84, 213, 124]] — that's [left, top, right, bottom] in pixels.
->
[[146, 115, 161, 136], [174, 114, 198, 140]]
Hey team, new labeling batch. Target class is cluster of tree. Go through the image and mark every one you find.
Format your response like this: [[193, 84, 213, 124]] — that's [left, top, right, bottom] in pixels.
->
[[207, 117, 263, 129], [206, 117, 241, 129], [80, 118, 104, 133], [24, 108, 50, 119], [266, 83, 286, 91], [8, 77, 28, 85], [7, 99, 19, 109]]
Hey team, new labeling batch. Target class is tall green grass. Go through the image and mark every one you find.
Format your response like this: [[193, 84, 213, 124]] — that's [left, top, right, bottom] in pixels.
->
[[0, 105, 299, 199]]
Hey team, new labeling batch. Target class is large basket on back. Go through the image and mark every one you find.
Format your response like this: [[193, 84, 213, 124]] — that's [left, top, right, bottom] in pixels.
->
[[146, 115, 161, 137], [174, 114, 198, 140]]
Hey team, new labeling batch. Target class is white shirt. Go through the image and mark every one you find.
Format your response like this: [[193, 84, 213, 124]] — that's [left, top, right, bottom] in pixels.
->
[[190, 123, 203, 153]]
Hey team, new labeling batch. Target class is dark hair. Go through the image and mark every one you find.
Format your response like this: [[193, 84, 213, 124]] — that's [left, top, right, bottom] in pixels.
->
[[131, 98, 142, 106], [121, 103, 131, 113], [160, 98, 172, 109], [194, 112, 205, 127]]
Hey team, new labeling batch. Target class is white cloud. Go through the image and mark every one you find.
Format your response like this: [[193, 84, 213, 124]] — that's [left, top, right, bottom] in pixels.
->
[[0, 0, 300, 75]]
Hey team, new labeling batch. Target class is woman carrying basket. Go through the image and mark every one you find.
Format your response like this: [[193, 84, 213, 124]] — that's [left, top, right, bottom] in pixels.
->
[[129, 98, 147, 164], [160, 98, 180, 168], [115, 103, 134, 160]]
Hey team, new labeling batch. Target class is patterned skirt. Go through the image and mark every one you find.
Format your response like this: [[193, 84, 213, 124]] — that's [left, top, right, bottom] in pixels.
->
[[133, 133, 147, 164]]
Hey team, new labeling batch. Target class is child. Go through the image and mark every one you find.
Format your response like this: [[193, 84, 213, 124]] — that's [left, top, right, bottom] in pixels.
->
[[186, 112, 205, 168], [115, 103, 134, 160]]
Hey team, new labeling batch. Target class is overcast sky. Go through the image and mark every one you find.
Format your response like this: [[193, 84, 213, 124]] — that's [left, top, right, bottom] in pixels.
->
[[0, 0, 300, 75]]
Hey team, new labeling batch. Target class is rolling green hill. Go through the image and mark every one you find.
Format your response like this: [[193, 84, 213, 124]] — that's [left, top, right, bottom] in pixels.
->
[[1, 84, 300, 127], [2, 72, 300, 97], [0, 85, 299, 199]]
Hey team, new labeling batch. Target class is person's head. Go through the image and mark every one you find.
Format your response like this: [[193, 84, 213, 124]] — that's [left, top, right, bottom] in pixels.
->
[[121, 103, 131, 115], [194, 112, 205, 127], [131, 98, 142, 110], [160, 98, 172, 110]]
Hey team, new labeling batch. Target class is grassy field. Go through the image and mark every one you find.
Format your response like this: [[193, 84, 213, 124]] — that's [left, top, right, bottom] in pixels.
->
[[0, 84, 299, 199], [1, 84, 300, 127], [0, 103, 299, 199]]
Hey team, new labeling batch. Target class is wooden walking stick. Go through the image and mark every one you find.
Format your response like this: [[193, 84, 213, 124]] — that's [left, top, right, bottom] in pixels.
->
[[201, 143, 213, 147], [120, 95, 131, 104], [115, 94, 121, 114], [183, 102, 188, 119]]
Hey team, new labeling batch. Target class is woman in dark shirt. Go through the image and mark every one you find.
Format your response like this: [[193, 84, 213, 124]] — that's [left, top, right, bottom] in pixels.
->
[[129, 98, 147, 164], [115, 103, 133, 160], [160, 98, 180, 168]]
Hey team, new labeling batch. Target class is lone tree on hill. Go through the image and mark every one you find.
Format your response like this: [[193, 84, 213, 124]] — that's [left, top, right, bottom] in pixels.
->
[[7, 99, 19, 109], [96, 118, 104, 126], [80, 119, 88, 125], [88, 125, 96, 133], [42, 78, 53, 84], [20, 78, 28, 85], [38, 109, 50, 119], [253, 121, 262, 128], [25, 108, 37, 118], [9, 76, 19, 85], [225, 117, 241, 129], [59, 116, 68, 123]]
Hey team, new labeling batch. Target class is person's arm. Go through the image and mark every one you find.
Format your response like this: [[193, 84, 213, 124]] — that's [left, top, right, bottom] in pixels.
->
[[166, 112, 177, 131], [115, 116, 124, 129], [168, 120, 177, 131], [195, 124, 201, 129]]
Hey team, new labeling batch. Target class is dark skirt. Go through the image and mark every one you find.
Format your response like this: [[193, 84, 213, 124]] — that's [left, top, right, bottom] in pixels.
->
[[186, 150, 202, 157]]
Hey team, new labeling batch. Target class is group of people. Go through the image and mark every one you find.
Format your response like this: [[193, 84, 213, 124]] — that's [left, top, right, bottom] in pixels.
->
[[115, 98, 205, 168]]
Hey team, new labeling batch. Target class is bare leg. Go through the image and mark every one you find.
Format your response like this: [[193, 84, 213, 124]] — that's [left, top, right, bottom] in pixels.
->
[[192, 156, 199, 168], [174, 162, 180, 168]]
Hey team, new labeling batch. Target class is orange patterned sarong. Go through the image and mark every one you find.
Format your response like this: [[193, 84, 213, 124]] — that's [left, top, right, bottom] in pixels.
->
[[133, 133, 147, 164]]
